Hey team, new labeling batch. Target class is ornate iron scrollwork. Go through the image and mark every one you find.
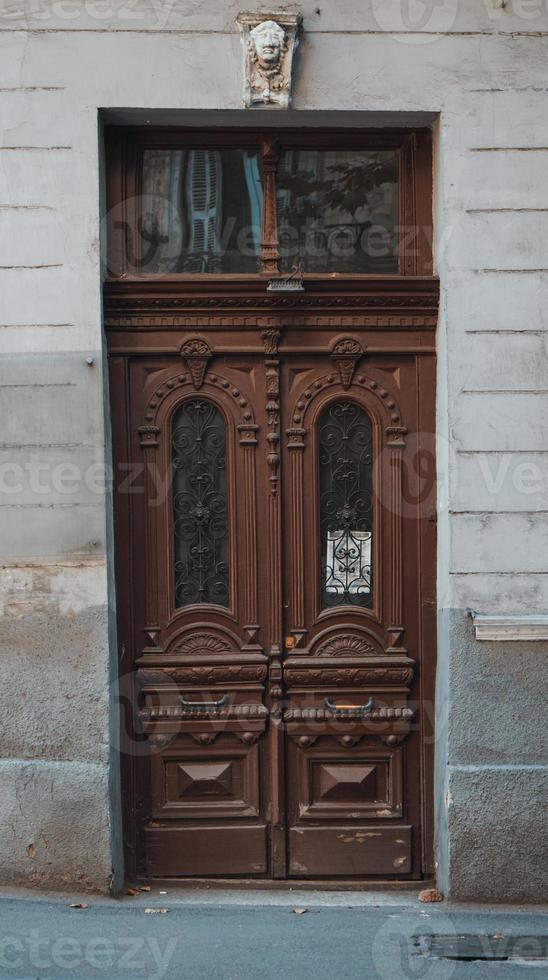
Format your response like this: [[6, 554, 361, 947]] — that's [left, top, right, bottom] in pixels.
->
[[172, 399, 228, 607], [319, 401, 373, 608]]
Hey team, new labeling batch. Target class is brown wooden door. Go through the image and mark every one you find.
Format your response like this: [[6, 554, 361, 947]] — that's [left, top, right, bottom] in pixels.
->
[[280, 346, 431, 878], [110, 316, 436, 881]]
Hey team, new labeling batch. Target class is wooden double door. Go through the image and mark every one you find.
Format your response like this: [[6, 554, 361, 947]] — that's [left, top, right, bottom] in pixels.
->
[[109, 299, 437, 881]]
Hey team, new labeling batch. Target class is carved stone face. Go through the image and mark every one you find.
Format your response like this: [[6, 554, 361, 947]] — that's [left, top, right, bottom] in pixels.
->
[[250, 20, 285, 69]]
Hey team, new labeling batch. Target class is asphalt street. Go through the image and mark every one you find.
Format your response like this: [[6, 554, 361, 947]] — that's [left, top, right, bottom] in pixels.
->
[[0, 890, 546, 979]]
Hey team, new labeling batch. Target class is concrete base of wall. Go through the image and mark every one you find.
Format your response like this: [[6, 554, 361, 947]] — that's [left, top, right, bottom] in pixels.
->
[[438, 612, 548, 903], [0, 759, 112, 893], [0, 566, 116, 894], [447, 767, 548, 903]]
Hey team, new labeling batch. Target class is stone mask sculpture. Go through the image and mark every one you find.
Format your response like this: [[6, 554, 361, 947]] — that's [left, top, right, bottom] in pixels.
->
[[237, 12, 301, 109]]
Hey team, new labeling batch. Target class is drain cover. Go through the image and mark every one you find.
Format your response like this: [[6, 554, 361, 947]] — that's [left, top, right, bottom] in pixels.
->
[[413, 935, 548, 962]]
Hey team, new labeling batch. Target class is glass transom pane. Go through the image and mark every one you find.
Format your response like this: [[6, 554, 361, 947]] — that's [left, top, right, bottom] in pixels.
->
[[319, 401, 373, 608], [277, 149, 399, 274], [141, 148, 263, 273], [172, 400, 229, 607]]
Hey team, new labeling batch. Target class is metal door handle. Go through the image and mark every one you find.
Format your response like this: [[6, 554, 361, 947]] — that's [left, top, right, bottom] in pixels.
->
[[178, 693, 229, 711], [325, 697, 374, 715]]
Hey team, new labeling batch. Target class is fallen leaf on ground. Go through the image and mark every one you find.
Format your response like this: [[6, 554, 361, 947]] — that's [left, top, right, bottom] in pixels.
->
[[418, 889, 443, 903], [69, 903, 89, 910], [144, 907, 169, 914], [125, 887, 141, 896], [292, 907, 308, 915]]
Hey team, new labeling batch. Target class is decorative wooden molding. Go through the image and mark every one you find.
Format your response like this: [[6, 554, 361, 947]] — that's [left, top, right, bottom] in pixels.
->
[[289, 371, 404, 435], [169, 631, 233, 655], [138, 425, 160, 449], [312, 633, 379, 658], [179, 337, 212, 389], [261, 326, 281, 355], [330, 337, 365, 389], [190, 732, 218, 746], [268, 643, 283, 703], [104, 276, 440, 328], [140, 704, 268, 722], [284, 666, 414, 688], [289, 733, 371, 748], [472, 613, 548, 641], [143, 370, 257, 431], [138, 665, 267, 687], [286, 706, 414, 723], [284, 706, 415, 746]]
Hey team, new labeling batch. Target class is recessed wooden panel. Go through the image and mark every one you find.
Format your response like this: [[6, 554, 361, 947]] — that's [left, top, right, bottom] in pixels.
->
[[151, 736, 260, 819], [289, 826, 412, 877], [146, 825, 267, 877], [296, 741, 403, 820]]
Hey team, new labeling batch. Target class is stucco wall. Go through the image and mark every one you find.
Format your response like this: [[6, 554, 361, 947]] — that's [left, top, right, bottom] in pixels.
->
[[0, 0, 547, 898]]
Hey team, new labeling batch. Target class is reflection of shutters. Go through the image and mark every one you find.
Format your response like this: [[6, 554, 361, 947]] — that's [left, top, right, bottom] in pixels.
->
[[186, 150, 222, 254]]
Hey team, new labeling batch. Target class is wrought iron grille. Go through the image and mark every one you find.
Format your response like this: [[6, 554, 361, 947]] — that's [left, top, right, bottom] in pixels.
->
[[319, 401, 373, 608], [172, 400, 229, 607]]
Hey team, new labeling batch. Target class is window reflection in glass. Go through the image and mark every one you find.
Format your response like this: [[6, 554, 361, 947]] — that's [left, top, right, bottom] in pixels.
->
[[141, 148, 263, 273], [277, 149, 399, 274], [319, 401, 373, 608]]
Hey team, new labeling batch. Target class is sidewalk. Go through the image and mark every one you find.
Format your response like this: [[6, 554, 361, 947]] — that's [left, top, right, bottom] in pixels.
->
[[0, 887, 546, 979]]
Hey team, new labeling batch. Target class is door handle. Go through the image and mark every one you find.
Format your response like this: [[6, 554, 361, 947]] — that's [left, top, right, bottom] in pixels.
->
[[325, 697, 374, 715], [178, 693, 230, 712]]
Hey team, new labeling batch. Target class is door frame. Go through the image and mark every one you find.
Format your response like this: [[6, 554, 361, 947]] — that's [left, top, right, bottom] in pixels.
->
[[104, 125, 439, 883]]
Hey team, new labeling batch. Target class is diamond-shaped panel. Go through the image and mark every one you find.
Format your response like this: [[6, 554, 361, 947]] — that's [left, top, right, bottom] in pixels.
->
[[177, 762, 233, 798], [317, 763, 377, 801]]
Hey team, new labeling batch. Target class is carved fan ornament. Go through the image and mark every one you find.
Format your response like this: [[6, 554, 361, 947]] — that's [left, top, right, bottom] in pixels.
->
[[313, 634, 378, 658], [171, 632, 232, 656]]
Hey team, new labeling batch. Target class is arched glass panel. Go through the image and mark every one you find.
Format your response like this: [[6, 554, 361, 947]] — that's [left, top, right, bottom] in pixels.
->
[[319, 401, 373, 608], [172, 400, 228, 607]]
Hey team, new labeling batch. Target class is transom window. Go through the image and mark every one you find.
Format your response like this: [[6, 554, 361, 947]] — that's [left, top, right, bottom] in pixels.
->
[[106, 130, 433, 278]]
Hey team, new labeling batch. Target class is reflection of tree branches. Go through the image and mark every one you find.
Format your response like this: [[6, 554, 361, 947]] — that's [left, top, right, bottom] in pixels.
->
[[278, 157, 397, 219]]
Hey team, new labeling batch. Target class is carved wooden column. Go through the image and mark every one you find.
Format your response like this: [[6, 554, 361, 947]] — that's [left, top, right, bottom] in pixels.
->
[[260, 139, 280, 276], [262, 326, 286, 876], [138, 425, 162, 653], [262, 328, 283, 648], [386, 425, 408, 653], [238, 421, 260, 644]]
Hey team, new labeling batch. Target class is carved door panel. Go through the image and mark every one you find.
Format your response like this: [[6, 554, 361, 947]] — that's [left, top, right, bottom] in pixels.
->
[[281, 346, 432, 879]]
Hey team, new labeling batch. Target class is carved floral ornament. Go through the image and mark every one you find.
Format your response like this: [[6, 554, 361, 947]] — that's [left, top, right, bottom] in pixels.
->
[[237, 12, 302, 108]]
